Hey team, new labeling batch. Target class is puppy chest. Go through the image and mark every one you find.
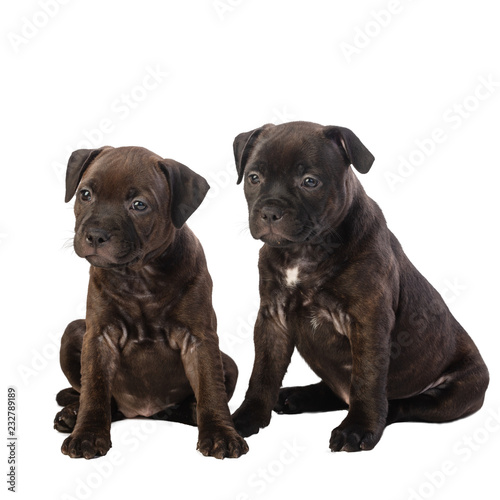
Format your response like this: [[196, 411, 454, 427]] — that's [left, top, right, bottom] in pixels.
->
[[279, 266, 352, 338], [294, 303, 353, 394], [309, 305, 352, 337], [273, 290, 353, 338]]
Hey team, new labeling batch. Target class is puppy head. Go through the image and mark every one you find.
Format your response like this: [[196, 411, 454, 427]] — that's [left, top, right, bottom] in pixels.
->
[[233, 121, 374, 247], [65, 146, 209, 269]]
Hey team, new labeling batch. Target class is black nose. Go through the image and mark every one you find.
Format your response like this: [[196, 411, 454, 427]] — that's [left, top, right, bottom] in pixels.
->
[[260, 205, 284, 223], [85, 228, 111, 247]]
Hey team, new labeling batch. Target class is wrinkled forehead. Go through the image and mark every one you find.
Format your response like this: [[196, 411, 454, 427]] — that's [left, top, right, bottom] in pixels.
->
[[81, 147, 167, 196], [248, 124, 344, 175]]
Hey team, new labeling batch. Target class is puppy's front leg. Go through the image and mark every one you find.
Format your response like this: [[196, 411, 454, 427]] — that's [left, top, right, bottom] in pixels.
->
[[232, 307, 295, 437], [178, 331, 248, 459], [61, 323, 118, 459], [330, 312, 393, 452]]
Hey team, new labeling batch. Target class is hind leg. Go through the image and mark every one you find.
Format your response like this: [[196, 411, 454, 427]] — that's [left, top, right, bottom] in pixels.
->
[[150, 350, 239, 427], [54, 320, 85, 433], [59, 319, 85, 392], [274, 381, 349, 414], [54, 401, 79, 433], [221, 351, 239, 401], [54, 394, 125, 433], [387, 352, 489, 425]]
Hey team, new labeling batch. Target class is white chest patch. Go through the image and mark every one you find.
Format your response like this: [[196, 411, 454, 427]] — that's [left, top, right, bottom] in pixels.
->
[[285, 266, 300, 287], [310, 307, 351, 337]]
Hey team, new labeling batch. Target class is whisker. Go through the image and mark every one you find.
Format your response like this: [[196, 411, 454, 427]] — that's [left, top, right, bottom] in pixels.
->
[[233, 220, 251, 236], [61, 237, 74, 251]]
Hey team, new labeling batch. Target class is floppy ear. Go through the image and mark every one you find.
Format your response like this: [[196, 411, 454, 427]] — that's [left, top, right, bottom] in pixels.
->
[[65, 147, 111, 202], [158, 159, 210, 229], [323, 126, 375, 174], [233, 123, 274, 184]]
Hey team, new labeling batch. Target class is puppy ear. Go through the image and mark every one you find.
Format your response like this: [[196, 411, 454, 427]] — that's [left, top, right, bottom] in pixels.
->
[[158, 159, 210, 229], [324, 126, 375, 174], [65, 147, 111, 202], [233, 124, 274, 184]]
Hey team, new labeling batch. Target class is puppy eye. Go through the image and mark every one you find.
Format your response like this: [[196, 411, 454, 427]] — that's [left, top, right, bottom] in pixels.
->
[[248, 173, 260, 185], [302, 177, 320, 188], [131, 200, 148, 211], [80, 189, 92, 201]]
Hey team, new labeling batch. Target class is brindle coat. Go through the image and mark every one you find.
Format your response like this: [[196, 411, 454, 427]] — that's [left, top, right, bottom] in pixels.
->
[[231, 121, 489, 452], [54, 146, 248, 459]]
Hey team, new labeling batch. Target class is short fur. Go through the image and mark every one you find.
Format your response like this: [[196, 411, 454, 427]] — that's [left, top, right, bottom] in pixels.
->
[[231, 121, 489, 452], [55, 146, 248, 459]]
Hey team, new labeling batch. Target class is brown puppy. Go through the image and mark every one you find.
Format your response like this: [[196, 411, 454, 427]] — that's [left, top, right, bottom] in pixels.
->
[[54, 146, 248, 459], [231, 121, 489, 452]]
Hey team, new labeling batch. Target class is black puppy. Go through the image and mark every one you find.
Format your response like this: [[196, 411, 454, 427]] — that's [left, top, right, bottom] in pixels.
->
[[231, 121, 489, 452]]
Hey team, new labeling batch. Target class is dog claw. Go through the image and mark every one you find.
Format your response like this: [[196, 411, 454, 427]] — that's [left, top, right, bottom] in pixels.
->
[[61, 430, 111, 459], [330, 423, 380, 453], [197, 429, 249, 459]]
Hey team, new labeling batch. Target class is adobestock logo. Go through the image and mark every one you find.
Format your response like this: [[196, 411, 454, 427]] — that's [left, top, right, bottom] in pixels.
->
[[339, 0, 416, 64], [8, 0, 72, 54], [384, 74, 499, 191], [407, 406, 500, 500], [269, 106, 297, 125], [235, 438, 306, 499], [220, 300, 260, 350], [212, 0, 245, 21], [51, 64, 169, 186], [17, 331, 60, 385], [60, 420, 158, 500]]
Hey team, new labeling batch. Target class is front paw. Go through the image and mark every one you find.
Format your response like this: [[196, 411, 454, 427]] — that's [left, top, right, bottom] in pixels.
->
[[61, 429, 111, 459], [329, 418, 383, 452], [197, 427, 249, 459], [232, 404, 271, 438]]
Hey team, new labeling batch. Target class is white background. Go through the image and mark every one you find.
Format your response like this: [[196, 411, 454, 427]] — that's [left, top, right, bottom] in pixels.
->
[[2, 1, 499, 499]]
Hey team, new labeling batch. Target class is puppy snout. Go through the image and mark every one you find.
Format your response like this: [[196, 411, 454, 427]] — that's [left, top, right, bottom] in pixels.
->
[[260, 205, 284, 223], [85, 228, 111, 248]]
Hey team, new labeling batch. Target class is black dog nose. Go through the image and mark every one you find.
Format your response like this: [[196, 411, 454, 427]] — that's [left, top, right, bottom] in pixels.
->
[[260, 205, 284, 223], [85, 228, 111, 247]]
